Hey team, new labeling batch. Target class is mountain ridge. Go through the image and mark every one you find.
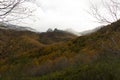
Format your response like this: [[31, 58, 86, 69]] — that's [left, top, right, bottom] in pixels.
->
[[0, 23, 37, 32]]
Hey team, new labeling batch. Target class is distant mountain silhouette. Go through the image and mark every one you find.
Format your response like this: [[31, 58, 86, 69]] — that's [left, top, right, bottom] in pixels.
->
[[39, 28, 77, 44], [0, 23, 36, 32]]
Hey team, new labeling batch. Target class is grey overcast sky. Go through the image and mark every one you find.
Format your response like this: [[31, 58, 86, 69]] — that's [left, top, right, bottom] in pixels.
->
[[13, 0, 104, 32]]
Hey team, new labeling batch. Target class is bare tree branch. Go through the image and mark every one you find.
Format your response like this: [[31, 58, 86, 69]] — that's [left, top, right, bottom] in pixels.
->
[[0, 0, 34, 22], [89, 0, 120, 24]]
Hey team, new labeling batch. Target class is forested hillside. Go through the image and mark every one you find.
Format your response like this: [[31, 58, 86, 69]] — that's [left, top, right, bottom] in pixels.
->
[[0, 20, 120, 80]]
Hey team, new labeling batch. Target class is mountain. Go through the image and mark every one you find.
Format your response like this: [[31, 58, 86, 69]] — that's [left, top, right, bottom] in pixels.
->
[[0, 27, 77, 59], [79, 26, 102, 35], [65, 28, 81, 36], [35, 20, 120, 80], [0, 20, 120, 80], [0, 23, 36, 32], [39, 28, 77, 44]]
